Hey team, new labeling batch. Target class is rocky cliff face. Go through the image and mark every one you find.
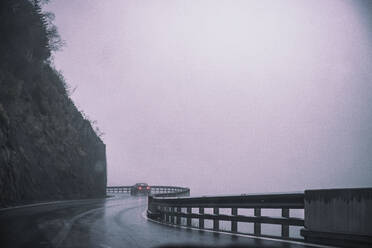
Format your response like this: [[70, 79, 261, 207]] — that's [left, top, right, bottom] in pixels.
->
[[0, 0, 107, 207]]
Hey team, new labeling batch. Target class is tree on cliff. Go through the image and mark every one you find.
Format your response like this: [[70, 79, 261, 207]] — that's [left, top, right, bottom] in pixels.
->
[[0, 0, 62, 72]]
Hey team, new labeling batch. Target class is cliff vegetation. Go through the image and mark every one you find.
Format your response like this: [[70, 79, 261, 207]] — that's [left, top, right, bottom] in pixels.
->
[[0, 0, 107, 207]]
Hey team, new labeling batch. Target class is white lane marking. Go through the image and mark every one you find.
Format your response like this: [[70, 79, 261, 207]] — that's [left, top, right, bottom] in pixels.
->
[[52, 202, 125, 248], [52, 206, 106, 247], [0, 201, 66, 211], [0, 197, 116, 212], [99, 244, 112, 248], [141, 211, 338, 248]]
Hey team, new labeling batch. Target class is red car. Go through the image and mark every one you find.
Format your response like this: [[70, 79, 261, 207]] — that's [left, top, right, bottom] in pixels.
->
[[130, 183, 151, 196]]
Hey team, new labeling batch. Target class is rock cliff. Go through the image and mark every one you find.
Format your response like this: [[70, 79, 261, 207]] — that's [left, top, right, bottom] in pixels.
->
[[0, 0, 107, 207]]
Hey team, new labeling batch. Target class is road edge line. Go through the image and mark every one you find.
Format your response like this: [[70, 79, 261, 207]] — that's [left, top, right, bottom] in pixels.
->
[[0, 196, 117, 212], [0, 200, 66, 211]]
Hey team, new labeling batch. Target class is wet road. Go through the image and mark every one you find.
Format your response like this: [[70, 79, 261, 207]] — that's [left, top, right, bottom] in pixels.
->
[[0, 195, 323, 248]]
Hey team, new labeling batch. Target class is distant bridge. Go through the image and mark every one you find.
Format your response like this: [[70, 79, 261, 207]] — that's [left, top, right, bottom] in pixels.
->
[[106, 185, 190, 195]]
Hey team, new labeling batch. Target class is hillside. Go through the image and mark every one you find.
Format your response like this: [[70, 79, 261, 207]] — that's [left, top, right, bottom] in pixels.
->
[[0, 0, 107, 207]]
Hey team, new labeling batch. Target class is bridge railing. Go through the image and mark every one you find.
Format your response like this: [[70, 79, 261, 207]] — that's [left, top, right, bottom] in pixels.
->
[[106, 185, 190, 196], [147, 192, 304, 241], [106, 186, 131, 193], [150, 186, 190, 197]]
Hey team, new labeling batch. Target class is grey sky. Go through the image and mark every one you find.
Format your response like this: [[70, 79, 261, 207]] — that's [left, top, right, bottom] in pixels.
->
[[45, 0, 372, 195]]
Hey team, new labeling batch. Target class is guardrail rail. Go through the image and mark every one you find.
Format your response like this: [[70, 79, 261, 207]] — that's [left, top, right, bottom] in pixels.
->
[[147, 192, 304, 241]]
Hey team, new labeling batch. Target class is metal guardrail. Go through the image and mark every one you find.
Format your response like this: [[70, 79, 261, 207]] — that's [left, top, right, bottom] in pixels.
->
[[106, 185, 190, 196], [108, 186, 371, 246], [147, 192, 304, 241]]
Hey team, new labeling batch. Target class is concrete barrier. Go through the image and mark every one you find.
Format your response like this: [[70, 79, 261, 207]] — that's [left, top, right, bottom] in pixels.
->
[[301, 188, 372, 247]]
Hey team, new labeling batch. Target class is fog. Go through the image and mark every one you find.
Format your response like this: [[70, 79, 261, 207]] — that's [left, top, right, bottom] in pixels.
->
[[45, 0, 372, 195]]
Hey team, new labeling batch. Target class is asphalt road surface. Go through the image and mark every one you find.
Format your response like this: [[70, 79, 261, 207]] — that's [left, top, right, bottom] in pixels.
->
[[0, 195, 326, 248]]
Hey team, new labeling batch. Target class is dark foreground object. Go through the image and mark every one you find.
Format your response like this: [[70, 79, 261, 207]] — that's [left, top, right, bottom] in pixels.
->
[[0, 195, 317, 248], [155, 245, 287, 248]]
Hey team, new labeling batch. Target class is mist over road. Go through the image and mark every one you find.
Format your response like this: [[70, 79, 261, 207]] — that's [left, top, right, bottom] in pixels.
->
[[0, 195, 322, 248]]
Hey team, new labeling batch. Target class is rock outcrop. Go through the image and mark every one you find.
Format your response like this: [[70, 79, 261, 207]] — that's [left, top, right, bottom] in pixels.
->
[[0, 0, 107, 207]]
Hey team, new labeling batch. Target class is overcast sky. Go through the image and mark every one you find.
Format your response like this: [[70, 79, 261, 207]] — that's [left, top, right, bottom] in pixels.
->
[[45, 0, 372, 195]]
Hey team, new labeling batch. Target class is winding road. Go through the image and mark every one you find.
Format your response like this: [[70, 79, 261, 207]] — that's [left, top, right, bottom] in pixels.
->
[[0, 195, 327, 248]]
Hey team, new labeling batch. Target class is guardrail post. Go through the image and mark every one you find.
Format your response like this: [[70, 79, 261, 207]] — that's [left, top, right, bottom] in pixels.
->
[[171, 207, 175, 224], [213, 207, 219, 230], [231, 207, 238, 233], [254, 208, 261, 236], [281, 208, 289, 238], [199, 207, 204, 229], [165, 207, 170, 223], [147, 196, 162, 220], [159, 206, 164, 221], [187, 207, 192, 226], [176, 207, 181, 225]]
